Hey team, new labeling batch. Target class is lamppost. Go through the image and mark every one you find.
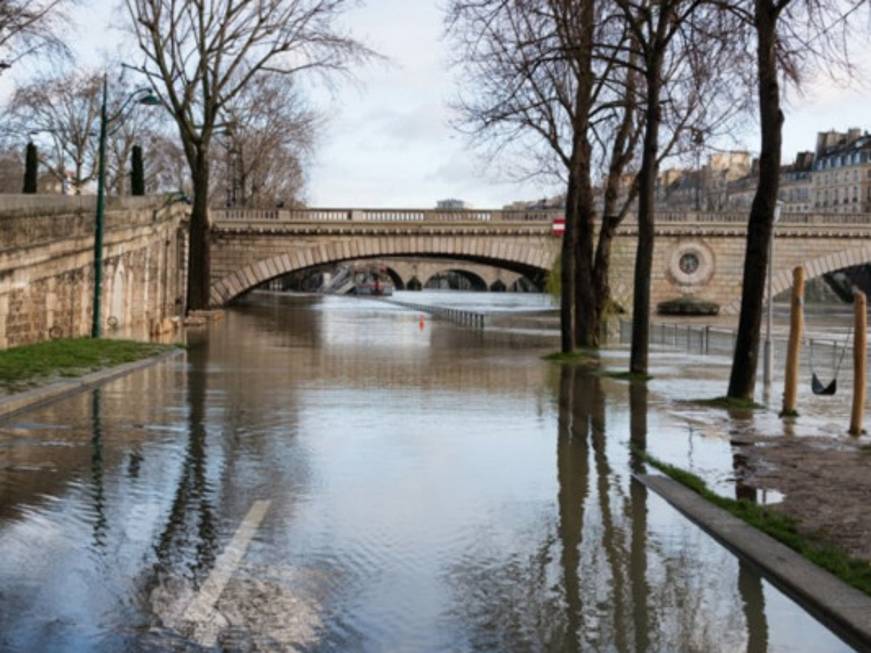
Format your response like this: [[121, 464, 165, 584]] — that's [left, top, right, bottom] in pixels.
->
[[91, 75, 160, 338], [763, 200, 784, 386]]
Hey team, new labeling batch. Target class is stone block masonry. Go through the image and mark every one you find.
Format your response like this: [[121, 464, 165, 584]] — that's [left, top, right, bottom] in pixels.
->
[[209, 210, 871, 315], [0, 196, 189, 349]]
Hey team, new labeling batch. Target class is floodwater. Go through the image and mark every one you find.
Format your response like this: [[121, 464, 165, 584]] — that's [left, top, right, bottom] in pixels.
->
[[0, 293, 857, 652]]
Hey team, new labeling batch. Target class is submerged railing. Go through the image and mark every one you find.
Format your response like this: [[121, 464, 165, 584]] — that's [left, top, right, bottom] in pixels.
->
[[384, 299, 486, 330], [618, 318, 857, 366]]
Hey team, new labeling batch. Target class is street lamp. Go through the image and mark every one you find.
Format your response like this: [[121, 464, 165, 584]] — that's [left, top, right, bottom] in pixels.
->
[[763, 200, 784, 386], [91, 74, 160, 338]]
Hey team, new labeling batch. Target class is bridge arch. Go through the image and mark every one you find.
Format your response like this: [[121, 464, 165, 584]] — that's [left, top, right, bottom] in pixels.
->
[[721, 243, 871, 314], [210, 236, 554, 306], [424, 269, 488, 291]]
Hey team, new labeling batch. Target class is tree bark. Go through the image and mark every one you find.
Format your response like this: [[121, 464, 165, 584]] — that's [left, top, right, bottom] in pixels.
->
[[571, 0, 597, 349], [727, 0, 782, 399], [186, 150, 211, 311], [630, 60, 663, 376], [592, 215, 619, 342], [561, 170, 578, 353], [574, 146, 597, 348]]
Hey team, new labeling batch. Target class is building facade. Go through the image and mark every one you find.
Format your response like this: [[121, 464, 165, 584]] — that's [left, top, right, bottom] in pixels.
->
[[812, 129, 871, 213]]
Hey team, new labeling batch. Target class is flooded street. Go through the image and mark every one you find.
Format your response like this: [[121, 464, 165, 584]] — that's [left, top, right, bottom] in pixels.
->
[[0, 293, 856, 651]]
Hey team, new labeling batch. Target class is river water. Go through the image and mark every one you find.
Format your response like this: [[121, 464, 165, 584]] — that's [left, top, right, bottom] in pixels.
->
[[0, 292, 856, 651]]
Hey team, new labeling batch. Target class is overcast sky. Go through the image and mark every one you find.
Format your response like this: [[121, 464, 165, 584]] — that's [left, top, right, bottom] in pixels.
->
[[3, 0, 871, 208]]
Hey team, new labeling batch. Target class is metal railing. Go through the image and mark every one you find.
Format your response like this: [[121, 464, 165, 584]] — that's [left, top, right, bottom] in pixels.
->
[[618, 318, 856, 367], [211, 207, 558, 223], [385, 299, 486, 329], [210, 206, 871, 227]]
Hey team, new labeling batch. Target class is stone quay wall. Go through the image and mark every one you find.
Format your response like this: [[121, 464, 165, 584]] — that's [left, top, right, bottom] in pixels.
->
[[0, 196, 189, 348]]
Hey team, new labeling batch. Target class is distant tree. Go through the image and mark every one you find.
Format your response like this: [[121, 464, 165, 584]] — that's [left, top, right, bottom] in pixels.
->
[[217, 75, 319, 208], [23, 141, 38, 193], [130, 144, 145, 196], [0, 149, 24, 193], [124, 0, 375, 311], [0, 0, 70, 70], [105, 77, 164, 196], [5, 72, 102, 193], [2, 69, 165, 196]]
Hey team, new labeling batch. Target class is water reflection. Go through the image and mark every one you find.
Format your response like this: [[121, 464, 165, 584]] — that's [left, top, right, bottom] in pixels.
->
[[89, 390, 108, 550], [0, 295, 856, 651], [628, 380, 650, 653], [154, 338, 217, 581], [556, 365, 588, 652]]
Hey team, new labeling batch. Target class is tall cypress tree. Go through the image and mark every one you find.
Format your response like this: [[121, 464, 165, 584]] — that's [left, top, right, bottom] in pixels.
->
[[23, 142, 38, 194], [130, 144, 145, 196]]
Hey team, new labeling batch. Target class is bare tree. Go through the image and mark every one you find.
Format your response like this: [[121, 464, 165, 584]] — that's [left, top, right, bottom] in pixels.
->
[[448, 0, 599, 353], [0, 148, 23, 192], [4, 72, 102, 192], [727, 0, 862, 399], [124, 0, 374, 311], [0, 0, 70, 70], [610, 0, 752, 375], [217, 75, 319, 208], [105, 78, 166, 196]]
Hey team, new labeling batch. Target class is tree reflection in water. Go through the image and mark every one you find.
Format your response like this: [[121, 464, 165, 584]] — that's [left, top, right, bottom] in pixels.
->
[[153, 338, 218, 583], [446, 364, 773, 652], [89, 389, 108, 551]]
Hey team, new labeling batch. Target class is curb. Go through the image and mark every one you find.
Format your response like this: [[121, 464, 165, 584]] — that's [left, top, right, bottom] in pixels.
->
[[0, 348, 185, 422], [636, 474, 871, 651]]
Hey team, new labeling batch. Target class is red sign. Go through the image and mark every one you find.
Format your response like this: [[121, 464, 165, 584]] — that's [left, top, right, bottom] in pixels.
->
[[552, 216, 565, 237]]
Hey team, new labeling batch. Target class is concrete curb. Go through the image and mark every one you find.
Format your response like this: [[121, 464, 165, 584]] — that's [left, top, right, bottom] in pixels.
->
[[0, 348, 185, 422], [636, 474, 871, 651]]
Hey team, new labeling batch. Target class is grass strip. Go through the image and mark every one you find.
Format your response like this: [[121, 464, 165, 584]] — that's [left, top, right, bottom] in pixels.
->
[[638, 450, 871, 597], [0, 338, 176, 392], [686, 396, 764, 411]]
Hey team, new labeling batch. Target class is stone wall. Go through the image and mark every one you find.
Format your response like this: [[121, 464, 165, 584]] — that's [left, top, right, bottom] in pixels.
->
[[0, 196, 188, 348]]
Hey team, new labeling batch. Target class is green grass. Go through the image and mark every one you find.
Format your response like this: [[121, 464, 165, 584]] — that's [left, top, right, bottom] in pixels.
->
[[639, 450, 871, 597], [542, 351, 598, 365], [0, 338, 175, 392], [686, 396, 764, 411]]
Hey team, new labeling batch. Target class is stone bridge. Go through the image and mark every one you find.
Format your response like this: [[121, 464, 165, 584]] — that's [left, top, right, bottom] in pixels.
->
[[209, 207, 871, 314]]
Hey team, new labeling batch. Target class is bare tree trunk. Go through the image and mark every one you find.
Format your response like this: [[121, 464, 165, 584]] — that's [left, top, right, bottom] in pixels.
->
[[592, 215, 619, 341], [571, 0, 597, 350], [591, 71, 636, 346], [561, 171, 578, 353], [728, 0, 782, 399], [574, 148, 597, 348], [630, 62, 662, 376], [187, 151, 211, 311]]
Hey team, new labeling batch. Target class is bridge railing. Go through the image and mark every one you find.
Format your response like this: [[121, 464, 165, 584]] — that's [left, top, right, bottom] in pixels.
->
[[211, 208, 559, 223], [210, 207, 871, 227]]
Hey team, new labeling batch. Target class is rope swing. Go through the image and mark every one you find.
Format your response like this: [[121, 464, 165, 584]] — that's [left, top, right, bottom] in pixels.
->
[[809, 328, 852, 396]]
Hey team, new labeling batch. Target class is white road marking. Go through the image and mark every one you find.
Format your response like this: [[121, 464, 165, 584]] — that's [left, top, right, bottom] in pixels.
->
[[182, 499, 271, 647]]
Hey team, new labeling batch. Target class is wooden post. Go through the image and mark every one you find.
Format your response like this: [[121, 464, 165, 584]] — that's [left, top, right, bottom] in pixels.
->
[[850, 290, 867, 436], [781, 266, 804, 417]]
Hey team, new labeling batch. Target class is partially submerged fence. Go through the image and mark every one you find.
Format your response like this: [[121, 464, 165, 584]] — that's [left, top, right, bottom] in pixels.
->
[[385, 300, 486, 329], [617, 318, 853, 368]]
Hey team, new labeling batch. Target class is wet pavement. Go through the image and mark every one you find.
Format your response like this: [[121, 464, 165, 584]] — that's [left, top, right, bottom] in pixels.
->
[[0, 292, 858, 651]]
